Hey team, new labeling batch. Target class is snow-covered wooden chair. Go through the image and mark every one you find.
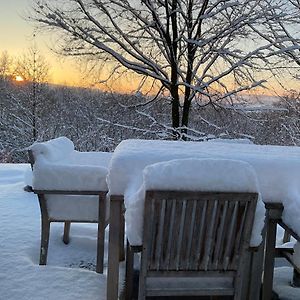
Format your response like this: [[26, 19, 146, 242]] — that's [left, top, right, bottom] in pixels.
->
[[125, 159, 266, 299], [28, 137, 112, 273]]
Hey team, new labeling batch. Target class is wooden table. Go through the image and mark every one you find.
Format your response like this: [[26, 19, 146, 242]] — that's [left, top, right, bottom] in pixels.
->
[[263, 203, 300, 300], [106, 139, 300, 300]]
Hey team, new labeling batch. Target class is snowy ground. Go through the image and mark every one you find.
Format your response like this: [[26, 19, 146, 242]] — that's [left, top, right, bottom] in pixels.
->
[[0, 163, 124, 300], [1, 163, 300, 300]]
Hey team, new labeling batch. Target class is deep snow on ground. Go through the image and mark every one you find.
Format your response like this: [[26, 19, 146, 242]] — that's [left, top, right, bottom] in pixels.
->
[[0, 163, 124, 300], [0, 163, 300, 300]]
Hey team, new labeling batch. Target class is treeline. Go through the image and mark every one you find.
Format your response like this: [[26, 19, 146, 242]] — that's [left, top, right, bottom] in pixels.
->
[[1, 73, 299, 163]]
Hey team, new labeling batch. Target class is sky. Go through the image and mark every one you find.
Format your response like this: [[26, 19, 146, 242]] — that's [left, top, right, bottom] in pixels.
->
[[0, 0, 298, 95], [0, 0, 83, 86]]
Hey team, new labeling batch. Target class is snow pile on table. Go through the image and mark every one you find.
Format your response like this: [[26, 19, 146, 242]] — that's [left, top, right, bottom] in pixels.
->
[[125, 158, 265, 247], [108, 139, 300, 240], [29, 137, 112, 191], [0, 164, 119, 300]]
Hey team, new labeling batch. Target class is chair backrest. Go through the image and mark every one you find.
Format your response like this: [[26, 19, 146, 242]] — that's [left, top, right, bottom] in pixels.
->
[[142, 190, 258, 273], [28, 137, 74, 164]]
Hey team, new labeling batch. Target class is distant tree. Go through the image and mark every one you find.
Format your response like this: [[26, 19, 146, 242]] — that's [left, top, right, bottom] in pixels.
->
[[277, 90, 300, 146], [14, 46, 50, 141], [0, 51, 13, 80], [30, 0, 299, 138]]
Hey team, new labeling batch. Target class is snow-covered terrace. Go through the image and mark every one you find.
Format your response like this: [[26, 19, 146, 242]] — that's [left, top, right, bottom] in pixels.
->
[[1, 156, 300, 299]]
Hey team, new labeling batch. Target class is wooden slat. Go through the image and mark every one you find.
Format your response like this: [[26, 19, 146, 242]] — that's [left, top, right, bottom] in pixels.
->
[[175, 199, 187, 270], [107, 196, 122, 300], [194, 200, 208, 270], [230, 201, 249, 269], [155, 199, 166, 270], [212, 200, 229, 270], [208, 198, 223, 270], [200, 199, 218, 271], [169, 199, 183, 270], [165, 199, 176, 270], [217, 200, 231, 270], [186, 200, 197, 270], [149, 197, 158, 271], [223, 201, 238, 270]]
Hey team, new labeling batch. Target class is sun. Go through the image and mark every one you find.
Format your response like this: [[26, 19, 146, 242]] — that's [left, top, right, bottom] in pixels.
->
[[15, 75, 24, 82]]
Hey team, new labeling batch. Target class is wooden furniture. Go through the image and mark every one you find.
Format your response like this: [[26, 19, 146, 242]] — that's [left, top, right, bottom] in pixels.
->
[[28, 140, 110, 274], [262, 203, 300, 299], [28, 148, 72, 246], [33, 189, 107, 273], [125, 191, 260, 300], [107, 139, 300, 300]]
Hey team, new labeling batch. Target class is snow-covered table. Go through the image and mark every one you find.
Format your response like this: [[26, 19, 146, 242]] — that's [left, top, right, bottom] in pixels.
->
[[106, 139, 300, 300]]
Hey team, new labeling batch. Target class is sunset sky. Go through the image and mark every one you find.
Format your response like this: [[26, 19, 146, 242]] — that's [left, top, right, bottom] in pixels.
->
[[0, 0, 141, 92], [0, 0, 84, 86], [0, 0, 298, 96]]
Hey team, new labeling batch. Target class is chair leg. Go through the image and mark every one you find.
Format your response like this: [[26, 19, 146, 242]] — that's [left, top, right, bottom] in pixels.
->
[[40, 219, 50, 265], [119, 206, 125, 261], [138, 274, 146, 300], [125, 240, 134, 300], [63, 221, 71, 244], [96, 194, 106, 273]]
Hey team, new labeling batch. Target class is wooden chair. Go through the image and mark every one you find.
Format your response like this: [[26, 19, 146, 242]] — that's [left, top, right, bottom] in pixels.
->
[[28, 148, 109, 274], [125, 190, 262, 299], [27, 149, 72, 246]]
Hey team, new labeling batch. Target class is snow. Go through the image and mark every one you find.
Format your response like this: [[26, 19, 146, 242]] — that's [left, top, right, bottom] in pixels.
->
[[33, 163, 109, 191], [108, 139, 300, 239], [207, 138, 254, 144], [283, 202, 300, 244], [0, 164, 124, 300], [29, 137, 112, 191], [1, 162, 300, 299], [29, 136, 75, 163], [273, 267, 300, 300], [46, 194, 106, 221], [125, 158, 265, 247]]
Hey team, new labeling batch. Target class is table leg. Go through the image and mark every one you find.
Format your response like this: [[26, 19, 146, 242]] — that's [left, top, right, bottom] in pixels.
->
[[119, 206, 125, 261], [107, 196, 123, 300], [262, 218, 277, 300], [96, 194, 106, 273]]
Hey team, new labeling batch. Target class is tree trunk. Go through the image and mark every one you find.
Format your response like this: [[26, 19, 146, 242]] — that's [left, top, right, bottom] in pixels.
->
[[32, 82, 37, 141], [182, 99, 191, 128], [171, 84, 180, 138]]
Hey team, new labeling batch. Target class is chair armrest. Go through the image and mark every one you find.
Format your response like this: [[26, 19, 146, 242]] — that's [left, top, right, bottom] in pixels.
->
[[33, 189, 107, 195], [32, 164, 108, 191]]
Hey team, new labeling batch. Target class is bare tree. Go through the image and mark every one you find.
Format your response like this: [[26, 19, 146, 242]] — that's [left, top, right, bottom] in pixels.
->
[[0, 51, 13, 80], [30, 0, 299, 138], [258, 0, 300, 145], [15, 47, 50, 140]]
